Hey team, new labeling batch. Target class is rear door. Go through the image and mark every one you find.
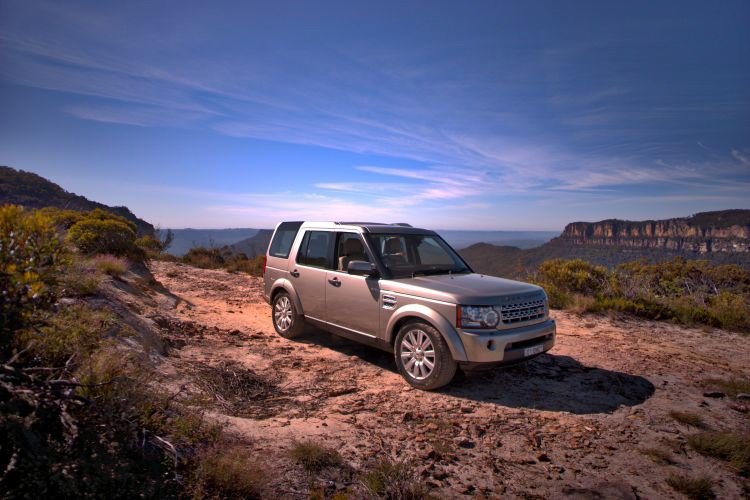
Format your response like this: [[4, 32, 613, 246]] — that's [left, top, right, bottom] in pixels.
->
[[290, 230, 334, 319], [264, 221, 302, 299], [325, 232, 380, 336]]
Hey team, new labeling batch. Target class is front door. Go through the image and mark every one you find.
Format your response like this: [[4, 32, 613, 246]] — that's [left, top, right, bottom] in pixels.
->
[[291, 230, 334, 319], [325, 232, 380, 336]]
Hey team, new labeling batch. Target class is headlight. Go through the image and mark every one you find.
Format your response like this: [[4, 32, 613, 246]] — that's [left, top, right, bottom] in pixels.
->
[[458, 305, 500, 329]]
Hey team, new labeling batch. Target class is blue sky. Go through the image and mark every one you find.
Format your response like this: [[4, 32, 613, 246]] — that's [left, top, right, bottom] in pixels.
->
[[1, 1, 748, 230]]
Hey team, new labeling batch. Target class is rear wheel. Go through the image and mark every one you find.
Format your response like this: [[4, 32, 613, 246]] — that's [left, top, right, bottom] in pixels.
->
[[394, 322, 457, 390], [272, 292, 305, 338]]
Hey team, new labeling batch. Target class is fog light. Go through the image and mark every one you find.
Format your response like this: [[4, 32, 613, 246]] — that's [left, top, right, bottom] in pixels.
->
[[486, 340, 496, 351]]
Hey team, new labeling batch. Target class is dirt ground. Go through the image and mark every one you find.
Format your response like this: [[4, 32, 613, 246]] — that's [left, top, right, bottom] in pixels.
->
[[142, 261, 749, 499]]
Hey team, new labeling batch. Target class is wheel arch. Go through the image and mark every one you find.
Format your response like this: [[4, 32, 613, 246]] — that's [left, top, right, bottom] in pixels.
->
[[386, 304, 468, 362], [270, 278, 304, 316]]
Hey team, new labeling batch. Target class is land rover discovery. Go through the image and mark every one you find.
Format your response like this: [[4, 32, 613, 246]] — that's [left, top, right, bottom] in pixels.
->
[[263, 221, 555, 390]]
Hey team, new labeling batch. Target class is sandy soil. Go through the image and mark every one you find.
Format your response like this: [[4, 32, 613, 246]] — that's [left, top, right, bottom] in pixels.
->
[[143, 261, 749, 498]]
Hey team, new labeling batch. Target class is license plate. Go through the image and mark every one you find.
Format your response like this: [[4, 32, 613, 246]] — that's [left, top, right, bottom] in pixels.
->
[[524, 344, 544, 357]]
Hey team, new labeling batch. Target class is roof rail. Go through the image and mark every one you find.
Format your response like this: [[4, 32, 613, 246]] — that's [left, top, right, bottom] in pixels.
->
[[391, 223, 413, 227], [334, 221, 384, 225]]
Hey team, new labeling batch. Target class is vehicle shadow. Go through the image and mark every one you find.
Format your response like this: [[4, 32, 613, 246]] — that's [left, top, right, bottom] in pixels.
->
[[294, 328, 654, 415], [445, 354, 655, 414]]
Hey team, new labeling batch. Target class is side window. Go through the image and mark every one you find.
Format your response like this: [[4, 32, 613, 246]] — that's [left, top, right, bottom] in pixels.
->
[[335, 232, 370, 271], [269, 221, 302, 258], [296, 231, 334, 269]]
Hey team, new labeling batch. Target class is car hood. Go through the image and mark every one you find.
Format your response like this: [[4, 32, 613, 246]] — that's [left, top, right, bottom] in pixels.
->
[[380, 273, 545, 305]]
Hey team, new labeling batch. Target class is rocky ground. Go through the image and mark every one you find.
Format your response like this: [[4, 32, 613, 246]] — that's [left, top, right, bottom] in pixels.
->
[[132, 261, 749, 498]]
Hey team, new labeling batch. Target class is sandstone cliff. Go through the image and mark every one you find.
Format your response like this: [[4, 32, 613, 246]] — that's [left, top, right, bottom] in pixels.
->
[[558, 210, 750, 253]]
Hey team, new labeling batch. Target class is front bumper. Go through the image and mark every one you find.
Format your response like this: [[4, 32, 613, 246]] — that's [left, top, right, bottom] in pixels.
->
[[456, 319, 556, 364]]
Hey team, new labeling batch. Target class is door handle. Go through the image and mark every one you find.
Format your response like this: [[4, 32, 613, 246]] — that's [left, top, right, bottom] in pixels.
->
[[328, 277, 341, 287], [290, 269, 300, 278]]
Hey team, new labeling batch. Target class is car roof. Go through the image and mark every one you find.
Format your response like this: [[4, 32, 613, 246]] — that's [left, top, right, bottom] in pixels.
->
[[296, 221, 435, 235]]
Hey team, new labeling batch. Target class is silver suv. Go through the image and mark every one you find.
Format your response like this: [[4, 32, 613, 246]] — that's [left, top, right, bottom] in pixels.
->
[[263, 221, 555, 390]]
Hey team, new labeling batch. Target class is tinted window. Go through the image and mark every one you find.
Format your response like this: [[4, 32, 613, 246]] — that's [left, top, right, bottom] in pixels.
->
[[335, 232, 370, 271], [296, 231, 334, 269], [269, 221, 302, 258], [367, 233, 470, 277]]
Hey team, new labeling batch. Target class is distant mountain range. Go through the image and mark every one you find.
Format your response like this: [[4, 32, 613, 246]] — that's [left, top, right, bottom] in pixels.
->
[[0, 166, 155, 235], [460, 210, 750, 278], [157, 228, 262, 256]]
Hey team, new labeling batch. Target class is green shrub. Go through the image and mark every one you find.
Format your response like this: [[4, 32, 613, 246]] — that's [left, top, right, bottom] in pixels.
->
[[0, 205, 64, 344], [224, 254, 265, 276], [16, 303, 116, 366], [537, 259, 608, 295], [36, 207, 85, 229], [182, 247, 224, 269], [67, 217, 138, 256], [709, 292, 750, 331]]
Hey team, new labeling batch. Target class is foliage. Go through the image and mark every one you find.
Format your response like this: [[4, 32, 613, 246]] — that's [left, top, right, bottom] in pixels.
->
[[0, 205, 64, 344], [531, 257, 750, 332], [66, 209, 140, 257], [0, 205, 259, 498], [16, 303, 120, 366], [181, 246, 265, 277]]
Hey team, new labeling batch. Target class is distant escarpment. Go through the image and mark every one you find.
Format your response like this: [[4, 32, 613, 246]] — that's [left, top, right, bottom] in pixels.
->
[[0, 165, 154, 235], [460, 210, 750, 279], [559, 210, 750, 253]]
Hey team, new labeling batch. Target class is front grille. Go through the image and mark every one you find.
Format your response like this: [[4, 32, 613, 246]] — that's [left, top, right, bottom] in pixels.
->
[[499, 298, 546, 325]]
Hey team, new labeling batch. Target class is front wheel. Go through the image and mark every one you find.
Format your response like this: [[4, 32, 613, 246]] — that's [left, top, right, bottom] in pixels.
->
[[394, 322, 457, 390], [272, 292, 305, 339]]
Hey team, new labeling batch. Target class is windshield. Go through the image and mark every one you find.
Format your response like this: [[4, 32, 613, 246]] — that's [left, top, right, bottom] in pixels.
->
[[366, 233, 471, 278]]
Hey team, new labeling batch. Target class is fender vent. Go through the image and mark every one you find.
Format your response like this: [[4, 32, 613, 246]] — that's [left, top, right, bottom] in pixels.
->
[[382, 294, 397, 309]]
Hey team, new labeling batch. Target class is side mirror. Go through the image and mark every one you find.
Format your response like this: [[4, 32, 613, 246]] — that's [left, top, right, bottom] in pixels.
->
[[348, 260, 378, 277]]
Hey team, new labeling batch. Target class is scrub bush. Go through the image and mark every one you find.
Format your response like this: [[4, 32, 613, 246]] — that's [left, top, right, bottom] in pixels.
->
[[532, 257, 750, 332], [0, 205, 64, 343]]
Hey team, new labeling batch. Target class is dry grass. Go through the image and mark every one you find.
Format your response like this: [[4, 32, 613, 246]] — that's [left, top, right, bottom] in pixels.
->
[[666, 474, 715, 499], [669, 410, 707, 429], [703, 377, 750, 399], [362, 460, 432, 499], [188, 443, 267, 499], [638, 447, 675, 465], [688, 432, 750, 476], [90, 254, 128, 277], [288, 440, 343, 473]]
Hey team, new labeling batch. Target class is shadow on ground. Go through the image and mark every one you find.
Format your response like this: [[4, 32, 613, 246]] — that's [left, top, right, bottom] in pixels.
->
[[447, 354, 655, 414], [293, 328, 654, 415]]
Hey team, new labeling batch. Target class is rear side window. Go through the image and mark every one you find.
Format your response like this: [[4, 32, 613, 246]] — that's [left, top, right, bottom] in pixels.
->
[[268, 221, 302, 258], [297, 231, 334, 269]]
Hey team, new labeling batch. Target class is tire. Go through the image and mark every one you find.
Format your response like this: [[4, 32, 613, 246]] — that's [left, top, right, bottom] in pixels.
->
[[272, 292, 305, 339], [394, 321, 457, 390]]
